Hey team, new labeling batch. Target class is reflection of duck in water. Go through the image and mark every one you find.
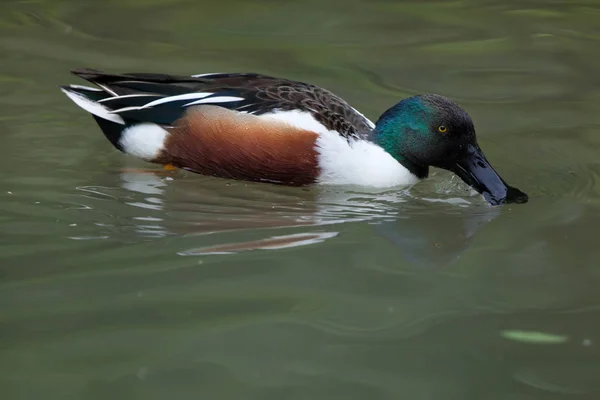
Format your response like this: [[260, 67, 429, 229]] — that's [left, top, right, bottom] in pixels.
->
[[373, 203, 502, 267], [116, 170, 500, 261], [61, 68, 527, 206]]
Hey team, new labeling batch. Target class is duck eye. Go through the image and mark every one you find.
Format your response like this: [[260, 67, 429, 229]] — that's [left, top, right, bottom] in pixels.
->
[[437, 125, 447, 133]]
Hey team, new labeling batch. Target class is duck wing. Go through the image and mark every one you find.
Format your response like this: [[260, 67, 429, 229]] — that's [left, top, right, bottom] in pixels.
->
[[66, 68, 375, 140]]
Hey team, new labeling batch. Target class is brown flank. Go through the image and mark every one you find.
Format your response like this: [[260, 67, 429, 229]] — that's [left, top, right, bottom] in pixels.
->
[[156, 105, 321, 185]]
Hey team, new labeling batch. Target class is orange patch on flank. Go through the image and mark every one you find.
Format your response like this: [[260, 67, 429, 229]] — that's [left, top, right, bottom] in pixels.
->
[[159, 105, 321, 185]]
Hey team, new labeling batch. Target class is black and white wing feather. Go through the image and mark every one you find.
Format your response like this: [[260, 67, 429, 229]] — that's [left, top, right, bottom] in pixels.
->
[[61, 68, 375, 139]]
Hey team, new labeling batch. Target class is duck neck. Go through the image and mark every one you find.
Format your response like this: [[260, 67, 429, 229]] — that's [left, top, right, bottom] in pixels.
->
[[368, 125, 429, 180]]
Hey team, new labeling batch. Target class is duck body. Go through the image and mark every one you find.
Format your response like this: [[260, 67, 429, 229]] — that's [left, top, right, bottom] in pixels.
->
[[61, 68, 528, 205], [61, 69, 418, 188]]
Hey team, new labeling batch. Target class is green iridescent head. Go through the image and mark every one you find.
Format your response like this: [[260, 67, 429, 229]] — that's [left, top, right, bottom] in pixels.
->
[[371, 94, 528, 205]]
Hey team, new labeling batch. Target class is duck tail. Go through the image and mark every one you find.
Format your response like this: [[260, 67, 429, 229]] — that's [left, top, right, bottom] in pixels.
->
[[60, 80, 171, 163], [59, 84, 127, 152]]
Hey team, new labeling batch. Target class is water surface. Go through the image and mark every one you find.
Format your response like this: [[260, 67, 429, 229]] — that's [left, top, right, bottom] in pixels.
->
[[1, 1, 600, 399]]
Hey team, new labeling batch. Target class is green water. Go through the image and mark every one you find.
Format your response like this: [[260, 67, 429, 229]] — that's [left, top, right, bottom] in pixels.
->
[[2, 0, 600, 399]]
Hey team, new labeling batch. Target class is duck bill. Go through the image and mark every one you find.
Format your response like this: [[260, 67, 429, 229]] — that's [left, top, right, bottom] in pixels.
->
[[452, 144, 528, 206]]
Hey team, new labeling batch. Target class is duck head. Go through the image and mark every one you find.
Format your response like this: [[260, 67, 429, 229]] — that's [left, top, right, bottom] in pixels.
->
[[370, 94, 528, 206]]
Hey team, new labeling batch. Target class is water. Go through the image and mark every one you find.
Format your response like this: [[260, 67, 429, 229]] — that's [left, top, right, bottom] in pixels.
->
[[2, 0, 600, 399]]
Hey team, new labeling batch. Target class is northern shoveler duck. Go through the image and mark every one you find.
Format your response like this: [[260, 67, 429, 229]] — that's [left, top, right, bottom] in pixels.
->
[[60, 68, 528, 206]]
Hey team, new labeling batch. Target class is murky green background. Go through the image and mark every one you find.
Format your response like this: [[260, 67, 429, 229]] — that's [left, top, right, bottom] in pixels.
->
[[2, 0, 600, 399]]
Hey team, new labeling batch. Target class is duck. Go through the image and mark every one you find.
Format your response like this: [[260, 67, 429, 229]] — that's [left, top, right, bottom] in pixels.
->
[[60, 68, 528, 206]]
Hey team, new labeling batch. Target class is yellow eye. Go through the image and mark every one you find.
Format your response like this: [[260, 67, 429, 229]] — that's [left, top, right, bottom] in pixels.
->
[[438, 125, 447, 133]]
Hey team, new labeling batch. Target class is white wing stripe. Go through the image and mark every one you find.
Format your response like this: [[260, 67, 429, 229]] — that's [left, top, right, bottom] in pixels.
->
[[99, 94, 159, 103], [61, 88, 125, 124], [182, 96, 245, 107], [140, 92, 214, 109], [96, 83, 118, 96], [69, 84, 103, 92], [191, 72, 223, 77], [109, 93, 242, 113], [350, 106, 376, 129], [110, 106, 145, 114]]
